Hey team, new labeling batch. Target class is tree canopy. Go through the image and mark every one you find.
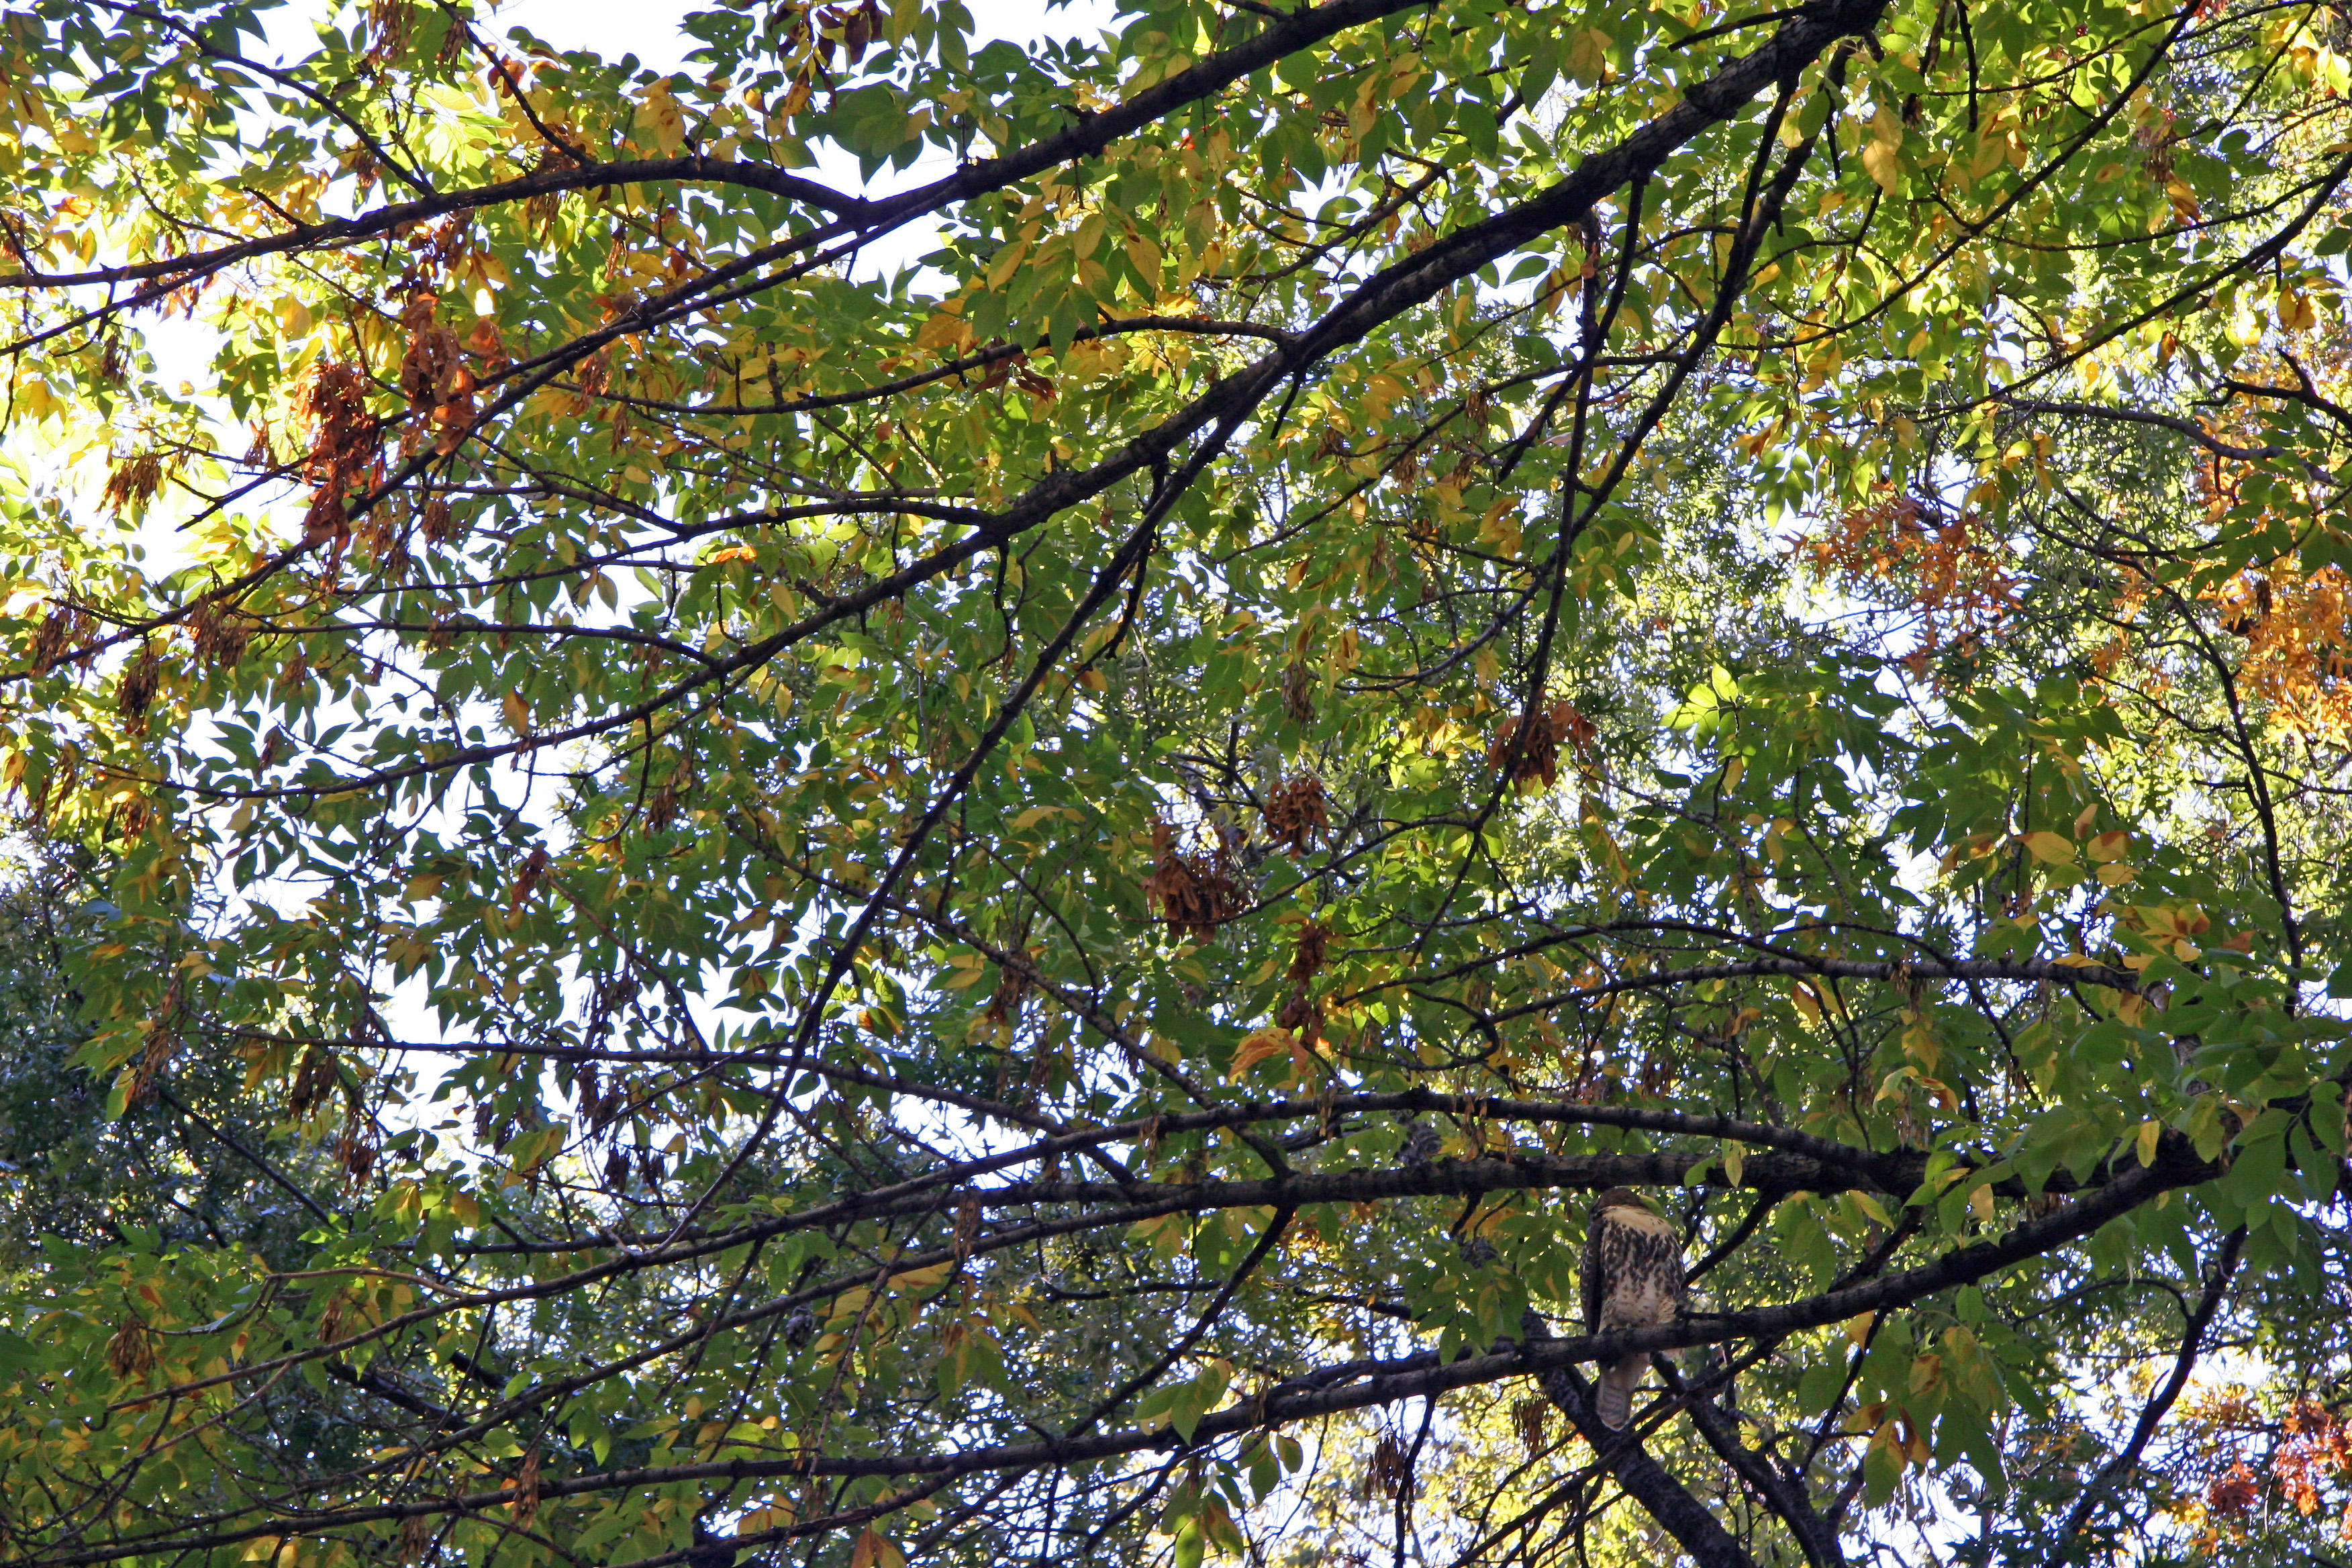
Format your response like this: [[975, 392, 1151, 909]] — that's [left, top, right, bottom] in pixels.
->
[[2, 0, 2351, 1563]]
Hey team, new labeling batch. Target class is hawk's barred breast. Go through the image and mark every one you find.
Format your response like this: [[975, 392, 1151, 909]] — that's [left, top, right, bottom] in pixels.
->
[[1582, 1189, 1685, 1430]]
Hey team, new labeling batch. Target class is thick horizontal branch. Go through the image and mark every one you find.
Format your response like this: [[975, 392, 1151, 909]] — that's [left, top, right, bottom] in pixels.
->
[[491, 1143, 2218, 1479], [104, 1085, 1904, 1414], [1371, 918, 2147, 1002], [41, 1143, 2208, 1565], [1474, 954, 2147, 1022], [95, 1077, 2168, 1470]]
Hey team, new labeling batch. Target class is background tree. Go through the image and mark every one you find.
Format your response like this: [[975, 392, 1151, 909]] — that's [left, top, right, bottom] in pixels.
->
[[1, 0, 2349, 1565]]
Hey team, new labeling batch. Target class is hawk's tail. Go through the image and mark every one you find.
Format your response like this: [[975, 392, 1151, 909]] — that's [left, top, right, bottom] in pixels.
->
[[1594, 1354, 1643, 1430]]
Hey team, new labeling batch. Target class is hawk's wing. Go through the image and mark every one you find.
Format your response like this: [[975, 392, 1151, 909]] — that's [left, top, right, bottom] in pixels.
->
[[1581, 1209, 1605, 1335]]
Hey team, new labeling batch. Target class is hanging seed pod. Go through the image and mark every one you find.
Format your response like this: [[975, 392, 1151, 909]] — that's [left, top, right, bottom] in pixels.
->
[[422, 495, 464, 545], [1142, 821, 1244, 942], [188, 599, 254, 667], [1263, 773, 1329, 853], [1276, 985, 1322, 1048], [115, 648, 162, 736], [1287, 920, 1331, 983], [1512, 1397, 1549, 1457], [1488, 701, 1590, 789], [1279, 660, 1316, 724], [290, 1045, 341, 1119], [105, 1316, 157, 1381], [101, 452, 166, 516], [28, 602, 92, 676]]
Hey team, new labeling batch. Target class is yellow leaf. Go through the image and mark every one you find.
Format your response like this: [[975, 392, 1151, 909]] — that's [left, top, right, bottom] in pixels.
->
[[848, 1529, 905, 1568], [2020, 831, 2074, 865], [1328, 626, 1360, 675], [2137, 1119, 2162, 1170], [1967, 132, 2006, 181], [1130, 1212, 1188, 1259], [1477, 499, 1522, 555], [2086, 831, 2130, 862], [1363, 371, 1409, 420], [986, 240, 1031, 289], [1565, 26, 1612, 82], [636, 82, 686, 156], [1861, 139, 1902, 193], [1229, 1027, 1294, 1080], [894, 1262, 952, 1293], [1124, 232, 1163, 281]]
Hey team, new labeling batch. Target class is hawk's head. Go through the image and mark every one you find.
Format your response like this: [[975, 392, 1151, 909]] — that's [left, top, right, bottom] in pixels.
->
[[1590, 1187, 1653, 1218]]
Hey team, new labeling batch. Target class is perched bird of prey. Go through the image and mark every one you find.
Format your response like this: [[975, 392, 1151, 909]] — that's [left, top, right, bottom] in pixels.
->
[[1582, 1187, 1685, 1430]]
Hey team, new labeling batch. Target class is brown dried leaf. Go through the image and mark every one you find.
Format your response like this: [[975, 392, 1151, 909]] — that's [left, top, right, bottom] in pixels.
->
[[187, 599, 254, 667], [101, 452, 166, 516], [115, 648, 162, 736], [1263, 772, 1329, 854], [105, 1316, 156, 1381], [28, 602, 91, 677], [1142, 820, 1243, 942], [1279, 660, 1316, 724]]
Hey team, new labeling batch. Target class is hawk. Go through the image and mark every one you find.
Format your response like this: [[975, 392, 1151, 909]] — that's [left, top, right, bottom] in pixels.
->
[[1582, 1187, 1685, 1430]]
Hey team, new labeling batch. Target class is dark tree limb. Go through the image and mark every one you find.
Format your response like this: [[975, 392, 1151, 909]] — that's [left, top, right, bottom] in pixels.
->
[[2051, 1224, 2249, 1557], [52, 1151, 2209, 1568], [1663, 1359, 1847, 1568], [1520, 1310, 1760, 1568]]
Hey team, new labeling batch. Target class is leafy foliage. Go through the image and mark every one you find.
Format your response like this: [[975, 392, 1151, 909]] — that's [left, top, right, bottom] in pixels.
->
[[1, 0, 2350, 1565]]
